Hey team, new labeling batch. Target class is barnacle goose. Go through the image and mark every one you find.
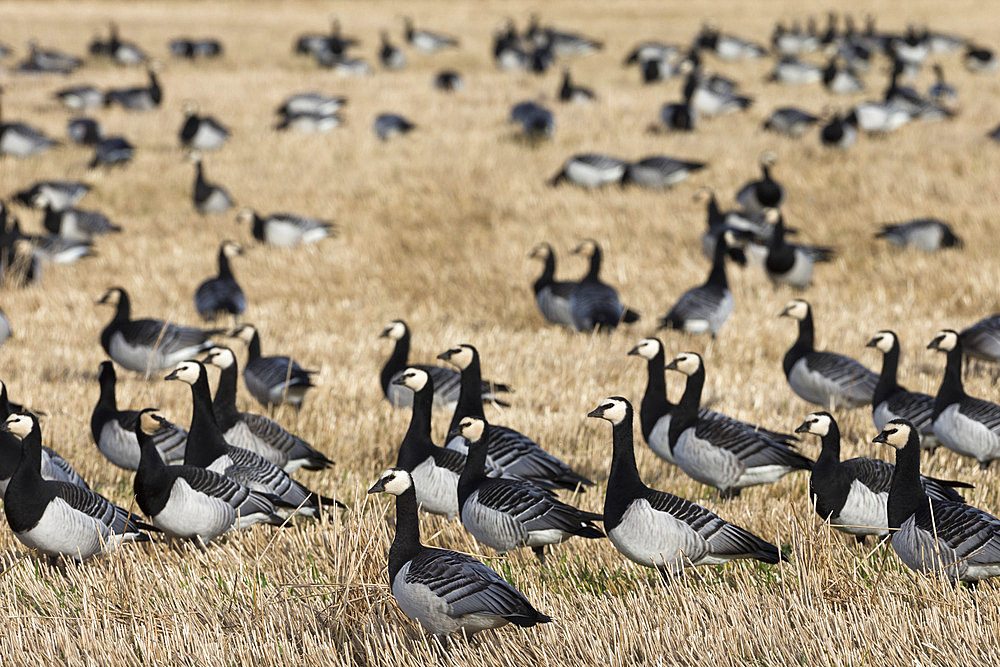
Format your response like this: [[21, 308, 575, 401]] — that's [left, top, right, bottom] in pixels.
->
[[960, 316, 1000, 364], [559, 69, 595, 103], [695, 188, 760, 263], [528, 17, 602, 58], [374, 113, 415, 141], [928, 64, 957, 103], [277, 93, 346, 117], [230, 324, 315, 410], [203, 347, 332, 473], [694, 24, 767, 61], [568, 239, 640, 332], [822, 57, 865, 95], [96, 23, 146, 66], [1, 382, 88, 492], [90, 136, 134, 168], [628, 338, 796, 465], [510, 101, 554, 141], [17, 42, 82, 74], [1, 412, 151, 559], [133, 410, 282, 542], [194, 241, 245, 322], [666, 352, 813, 497], [763, 108, 819, 137], [67, 117, 102, 145], [819, 112, 858, 149], [964, 44, 997, 73], [439, 344, 591, 491], [190, 153, 234, 215], [768, 56, 822, 85], [169, 38, 223, 59], [658, 231, 733, 337], [433, 70, 462, 92], [104, 64, 163, 111], [368, 468, 550, 639], [237, 209, 337, 247], [275, 110, 342, 133], [0, 89, 58, 157], [736, 153, 783, 215], [179, 103, 230, 151], [549, 154, 627, 188], [38, 194, 120, 242], [379, 31, 406, 69], [798, 412, 968, 544], [849, 99, 911, 134], [379, 319, 509, 409], [404, 17, 458, 53], [98, 287, 221, 375], [772, 21, 819, 55], [687, 65, 753, 116], [622, 156, 705, 189], [658, 79, 696, 131], [529, 243, 575, 328], [874, 219, 961, 252], [91, 361, 187, 470], [866, 331, 937, 449], [875, 419, 1000, 584], [452, 416, 603, 562], [764, 210, 835, 289], [13, 181, 89, 211], [623, 41, 679, 67], [780, 299, 878, 409], [493, 20, 527, 70], [167, 360, 341, 515], [589, 397, 785, 578], [56, 85, 104, 111], [928, 330, 1000, 469], [884, 59, 952, 121], [25, 232, 94, 266]]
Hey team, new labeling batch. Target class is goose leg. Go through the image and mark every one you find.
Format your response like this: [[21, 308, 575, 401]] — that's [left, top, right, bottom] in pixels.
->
[[532, 546, 546, 563], [854, 535, 868, 546], [719, 487, 742, 500]]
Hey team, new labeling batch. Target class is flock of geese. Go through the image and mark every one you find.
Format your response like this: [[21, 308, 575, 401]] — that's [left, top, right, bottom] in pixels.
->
[[0, 9, 999, 646]]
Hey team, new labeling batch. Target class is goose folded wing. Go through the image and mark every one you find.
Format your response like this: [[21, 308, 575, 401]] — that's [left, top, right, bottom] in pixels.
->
[[224, 448, 297, 494], [408, 549, 536, 620], [248, 356, 313, 387], [693, 420, 811, 468], [43, 447, 89, 489], [700, 408, 797, 446], [421, 365, 462, 396], [475, 479, 580, 530], [666, 285, 728, 322], [805, 352, 877, 394], [487, 426, 579, 484], [240, 412, 313, 456], [124, 318, 213, 350], [885, 392, 934, 425], [842, 457, 894, 494], [915, 501, 1000, 564], [196, 279, 246, 312], [180, 465, 254, 507], [429, 446, 469, 475], [959, 397, 1000, 432], [961, 317, 1000, 357], [52, 482, 142, 533]]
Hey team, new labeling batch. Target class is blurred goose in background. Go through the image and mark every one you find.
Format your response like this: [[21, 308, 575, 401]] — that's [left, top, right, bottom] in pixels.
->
[[98, 287, 221, 375], [433, 70, 462, 91], [194, 241, 245, 322], [866, 331, 938, 448], [91, 361, 187, 471], [559, 69, 595, 103], [379, 30, 406, 69], [0, 89, 58, 157], [275, 109, 342, 132], [622, 156, 705, 189], [13, 181, 89, 211], [963, 43, 996, 72], [92, 22, 146, 65], [0, 306, 9, 348], [568, 239, 640, 332], [67, 117, 102, 145], [928, 64, 957, 103], [56, 85, 104, 111], [179, 103, 230, 151], [374, 113, 415, 141], [169, 37, 223, 59], [549, 153, 626, 188], [623, 41, 679, 67], [695, 188, 760, 263], [780, 299, 878, 409], [277, 92, 346, 117], [204, 347, 332, 473], [527, 16, 603, 57], [658, 231, 733, 338], [694, 24, 767, 60], [39, 194, 120, 242], [768, 56, 822, 85], [17, 41, 82, 74], [658, 80, 696, 131], [823, 57, 865, 95], [763, 107, 819, 137], [1, 412, 150, 559], [510, 101, 554, 141], [820, 112, 858, 149], [529, 243, 575, 328], [404, 17, 458, 53], [493, 19, 527, 70], [736, 153, 783, 215], [959, 316, 1000, 365], [367, 468, 551, 638], [104, 64, 163, 111], [688, 66, 753, 116], [589, 397, 785, 578], [772, 21, 819, 55], [379, 320, 510, 409], [928, 330, 1000, 469], [874, 218, 961, 252], [237, 209, 336, 247], [763, 210, 835, 289], [230, 324, 315, 410], [190, 152, 234, 215], [89, 136, 134, 168]]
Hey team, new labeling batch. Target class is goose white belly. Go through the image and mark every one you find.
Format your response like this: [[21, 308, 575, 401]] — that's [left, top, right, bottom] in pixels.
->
[[264, 221, 307, 247], [832, 480, 888, 536], [828, 71, 862, 94], [264, 382, 309, 405], [933, 404, 1000, 463], [646, 416, 675, 464], [199, 189, 232, 213], [1, 130, 47, 157], [460, 490, 526, 553], [16, 498, 111, 559], [565, 160, 624, 187], [392, 562, 509, 636], [191, 125, 227, 151], [99, 420, 141, 470], [770, 250, 814, 288], [411, 457, 460, 519], [673, 428, 742, 490], [607, 499, 707, 571], [152, 478, 235, 541]]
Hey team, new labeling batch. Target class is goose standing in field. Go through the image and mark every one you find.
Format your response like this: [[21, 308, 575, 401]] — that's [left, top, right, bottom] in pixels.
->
[[493, 20, 527, 70], [780, 299, 878, 409], [866, 331, 937, 448], [874, 218, 961, 252], [658, 80, 696, 131], [928, 330, 1000, 469], [194, 241, 245, 322], [100, 22, 146, 65], [374, 113, 415, 141], [549, 154, 627, 188], [0, 89, 58, 157], [379, 319, 510, 409], [91, 361, 187, 470], [964, 44, 997, 73], [1, 412, 150, 559], [379, 31, 406, 69], [275, 110, 342, 132], [510, 101, 554, 141], [433, 70, 463, 92], [55, 85, 104, 111], [90, 136, 134, 168], [190, 152, 234, 215], [439, 344, 592, 491], [736, 153, 783, 215], [688, 67, 753, 117], [1, 382, 88, 492], [559, 69, 595, 103], [167, 360, 341, 514], [104, 64, 163, 111], [169, 38, 223, 59], [178, 103, 230, 151], [875, 419, 1000, 584], [452, 416, 603, 562], [13, 181, 89, 211], [203, 347, 332, 474], [823, 57, 865, 95], [658, 231, 733, 338], [17, 41, 82, 74], [763, 108, 819, 137], [588, 397, 785, 578], [277, 93, 346, 117], [237, 208, 337, 247], [67, 117, 102, 145], [528, 243, 575, 328], [404, 17, 459, 53], [695, 188, 760, 263], [928, 64, 957, 103], [230, 324, 315, 410], [98, 287, 221, 375], [628, 338, 796, 465], [798, 412, 969, 544], [764, 210, 835, 289], [622, 156, 705, 189], [819, 112, 858, 149], [694, 25, 767, 60], [39, 195, 120, 241], [567, 239, 640, 332], [959, 316, 1000, 364], [133, 410, 283, 542], [368, 468, 551, 640], [768, 56, 822, 85], [666, 353, 813, 497]]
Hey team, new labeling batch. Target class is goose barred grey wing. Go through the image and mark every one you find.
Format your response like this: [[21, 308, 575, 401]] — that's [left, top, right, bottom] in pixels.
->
[[959, 397, 1000, 432], [804, 351, 878, 402], [841, 457, 895, 493], [475, 479, 601, 532], [912, 501, 1000, 565], [124, 319, 217, 352], [569, 283, 625, 331], [42, 447, 89, 489], [222, 446, 336, 512], [536, 281, 575, 327], [700, 408, 797, 446], [405, 548, 549, 624], [181, 464, 277, 517], [660, 284, 731, 332], [960, 316, 1000, 361], [245, 356, 313, 405], [52, 482, 147, 535], [430, 446, 470, 475], [195, 278, 245, 319], [116, 411, 187, 462], [418, 365, 509, 405], [692, 420, 812, 469], [238, 412, 331, 470], [883, 391, 935, 432]]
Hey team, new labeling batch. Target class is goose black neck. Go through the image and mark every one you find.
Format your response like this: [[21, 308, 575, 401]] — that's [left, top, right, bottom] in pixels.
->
[[113, 290, 131, 322], [768, 216, 787, 250], [706, 233, 728, 289], [211, 362, 241, 431], [639, 347, 671, 441], [873, 341, 902, 407], [457, 430, 491, 508], [217, 246, 234, 280], [134, 424, 172, 517], [194, 160, 205, 186], [397, 378, 436, 470], [183, 372, 229, 466], [380, 330, 410, 396], [672, 365, 705, 432], [933, 343, 966, 417], [705, 192, 724, 228], [251, 213, 265, 241], [5, 419, 50, 532], [886, 433, 925, 528], [533, 249, 556, 294], [246, 330, 262, 360], [387, 485, 423, 584], [584, 245, 602, 281], [784, 309, 815, 377], [0, 388, 21, 480], [815, 422, 842, 467], [604, 408, 644, 530], [449, 353, 485, 432]]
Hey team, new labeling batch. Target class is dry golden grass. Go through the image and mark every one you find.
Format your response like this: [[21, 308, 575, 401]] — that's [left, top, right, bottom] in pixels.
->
[[1, 0, 1000, 664]]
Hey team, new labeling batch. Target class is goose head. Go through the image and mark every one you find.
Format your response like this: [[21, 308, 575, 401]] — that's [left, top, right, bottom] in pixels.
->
[[587, 396, 630, 425], [393, 367, 429, 392]]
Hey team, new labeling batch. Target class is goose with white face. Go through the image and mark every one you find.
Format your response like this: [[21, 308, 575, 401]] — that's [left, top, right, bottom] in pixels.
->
[[779, 298, 809, 321], [587, 397, 629, 425], [2, 413, 32, 438], [380, 320, 407, 341], [867, 330, 896, 354], [666, 352, 701, 376], [394, 367, 429, 393], [165, 360, 202, 384], [437, 345, 474, 371], [928, 329, 958, 352], [452, 416, 486, 444], [795, 411, 832, 437], [204, 346, 236, 369], [865, 330, 939, 448], [628, 338, 662, 360], [368, 468, 414, 496]]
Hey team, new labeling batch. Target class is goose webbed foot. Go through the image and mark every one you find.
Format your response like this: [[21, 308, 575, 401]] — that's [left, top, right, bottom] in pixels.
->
[[532, 546, 546, 563]]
